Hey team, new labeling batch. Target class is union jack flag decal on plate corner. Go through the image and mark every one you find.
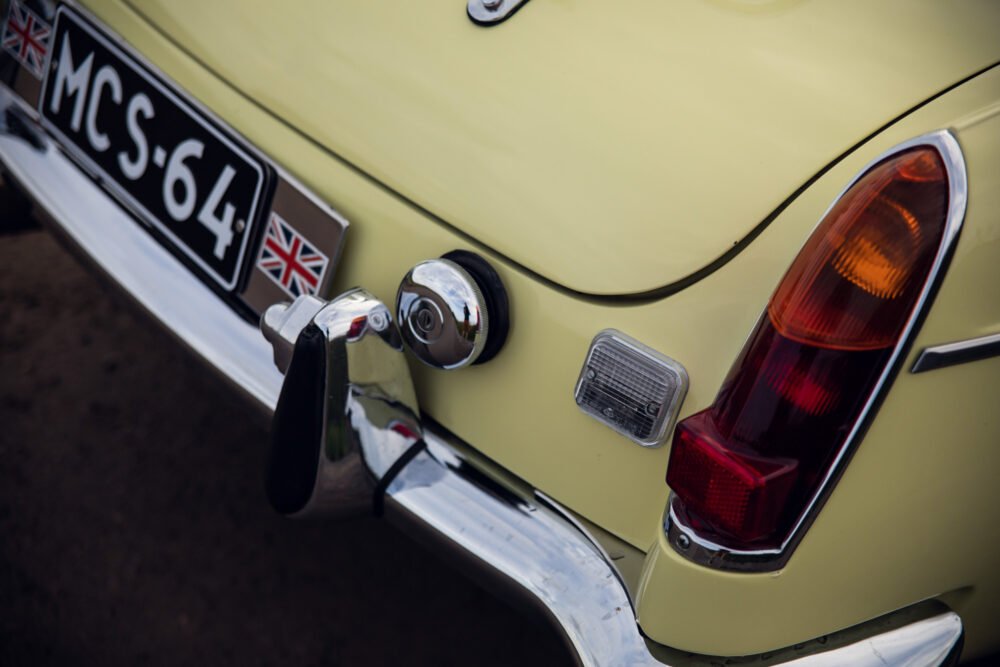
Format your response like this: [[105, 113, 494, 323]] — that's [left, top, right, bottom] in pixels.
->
[[2, 0, 51, 79], [257, 212, 330, 298]]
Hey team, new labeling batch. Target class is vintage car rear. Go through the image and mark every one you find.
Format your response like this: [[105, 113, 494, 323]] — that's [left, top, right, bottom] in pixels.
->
[[3, 0, 1000, 664]]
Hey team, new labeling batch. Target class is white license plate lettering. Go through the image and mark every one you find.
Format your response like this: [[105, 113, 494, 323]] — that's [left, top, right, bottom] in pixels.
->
[[39, 7, 266, 291], [117, 92, 153, 181]]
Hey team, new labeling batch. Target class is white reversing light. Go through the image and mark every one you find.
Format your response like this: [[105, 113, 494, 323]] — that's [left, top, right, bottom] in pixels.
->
[[574, 330, 688, 448]]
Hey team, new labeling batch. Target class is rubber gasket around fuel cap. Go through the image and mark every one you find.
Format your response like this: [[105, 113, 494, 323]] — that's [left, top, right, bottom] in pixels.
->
[[441, 250, 510, 365]]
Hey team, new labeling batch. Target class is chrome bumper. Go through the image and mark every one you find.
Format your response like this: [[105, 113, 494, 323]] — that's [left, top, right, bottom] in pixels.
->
[[0, 82, 965, 667]]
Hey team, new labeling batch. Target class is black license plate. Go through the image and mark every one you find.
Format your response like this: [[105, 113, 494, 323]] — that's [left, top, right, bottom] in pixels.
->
[[39, 6, 267, 291]]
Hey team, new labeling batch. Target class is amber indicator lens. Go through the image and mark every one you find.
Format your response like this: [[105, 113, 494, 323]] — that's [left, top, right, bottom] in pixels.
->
[[666, 147, 949, 548], [769, 149, 947, 350]]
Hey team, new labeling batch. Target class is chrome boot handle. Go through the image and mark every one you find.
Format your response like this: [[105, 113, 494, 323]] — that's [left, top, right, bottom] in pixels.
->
[[260, 289, 423, 518]]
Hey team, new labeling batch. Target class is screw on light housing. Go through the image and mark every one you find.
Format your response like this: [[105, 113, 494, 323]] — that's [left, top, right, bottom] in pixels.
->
[[574, 330, 688, 448]]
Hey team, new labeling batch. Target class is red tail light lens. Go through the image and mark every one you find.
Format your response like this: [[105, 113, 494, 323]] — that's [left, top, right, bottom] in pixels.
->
[[666, 146, 951, 550]]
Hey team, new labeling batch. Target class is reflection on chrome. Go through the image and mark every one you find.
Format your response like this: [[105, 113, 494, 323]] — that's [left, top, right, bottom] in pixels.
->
[[262, 290, 422, 518], [397, 258, 490, 369]]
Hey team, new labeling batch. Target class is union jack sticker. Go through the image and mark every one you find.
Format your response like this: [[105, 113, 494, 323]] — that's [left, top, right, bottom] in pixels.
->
[[2, 0, 51, 79], [256, 212, 330, 298]]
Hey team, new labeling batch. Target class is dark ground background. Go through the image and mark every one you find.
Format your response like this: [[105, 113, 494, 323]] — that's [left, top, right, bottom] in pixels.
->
[[0, 200, 572, 665]]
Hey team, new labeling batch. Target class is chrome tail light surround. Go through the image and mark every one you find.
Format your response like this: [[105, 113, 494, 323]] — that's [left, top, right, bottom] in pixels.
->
[[665, 130, 969, 572]]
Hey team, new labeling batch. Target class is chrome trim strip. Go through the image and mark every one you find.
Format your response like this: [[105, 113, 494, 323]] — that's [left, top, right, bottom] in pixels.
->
[[912, 331, 1000, 373], [781, 611, 962, 667], [666, 130, 969, 571], [467, 0, 530, 25], [0, 43, 968, 666]]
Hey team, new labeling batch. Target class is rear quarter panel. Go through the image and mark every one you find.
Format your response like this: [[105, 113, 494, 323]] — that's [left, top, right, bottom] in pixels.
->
[[637, 65, 1000, 659]]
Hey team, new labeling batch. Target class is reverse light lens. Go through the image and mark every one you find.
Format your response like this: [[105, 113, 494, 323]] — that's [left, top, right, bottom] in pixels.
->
[[667, 146, 951, 549], [575, 330, 689, 447]]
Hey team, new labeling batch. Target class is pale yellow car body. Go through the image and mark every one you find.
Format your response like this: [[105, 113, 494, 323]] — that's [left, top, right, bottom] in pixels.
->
[[80, 0, 1000, 659]]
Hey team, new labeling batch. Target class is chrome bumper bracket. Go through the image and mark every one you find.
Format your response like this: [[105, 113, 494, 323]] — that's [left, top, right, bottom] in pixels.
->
[[262, 290, 420, 519]]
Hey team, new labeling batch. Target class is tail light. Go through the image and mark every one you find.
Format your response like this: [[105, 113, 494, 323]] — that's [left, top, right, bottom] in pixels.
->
[[666, 133, 965, 560]]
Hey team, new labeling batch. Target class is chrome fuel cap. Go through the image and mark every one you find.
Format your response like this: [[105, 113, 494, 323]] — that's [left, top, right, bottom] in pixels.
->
[[396, 251, 509, 370]]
